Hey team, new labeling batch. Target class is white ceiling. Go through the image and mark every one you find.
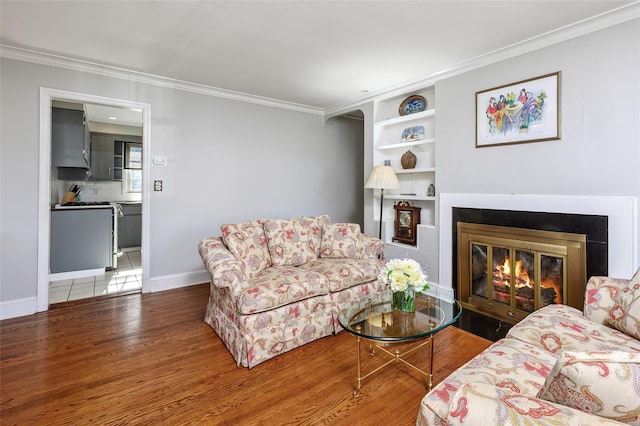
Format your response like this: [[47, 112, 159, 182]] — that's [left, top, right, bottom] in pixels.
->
[[84, 104, 143, 127], [0, 1, 635, 109]]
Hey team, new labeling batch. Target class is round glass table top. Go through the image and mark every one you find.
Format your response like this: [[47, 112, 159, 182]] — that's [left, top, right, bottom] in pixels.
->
[[337, 292, 462, 342]]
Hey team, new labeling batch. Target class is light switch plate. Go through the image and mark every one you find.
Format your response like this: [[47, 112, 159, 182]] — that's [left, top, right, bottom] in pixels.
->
[[152, 156, 167, 167], [154, 180, 163, 191]]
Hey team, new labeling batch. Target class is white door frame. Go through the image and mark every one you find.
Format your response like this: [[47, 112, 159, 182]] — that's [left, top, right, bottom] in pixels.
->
[[37, 88, 152, 312]]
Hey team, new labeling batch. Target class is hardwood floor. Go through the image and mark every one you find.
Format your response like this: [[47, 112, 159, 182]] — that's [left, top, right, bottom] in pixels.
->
[[1, 284, 492, 425]]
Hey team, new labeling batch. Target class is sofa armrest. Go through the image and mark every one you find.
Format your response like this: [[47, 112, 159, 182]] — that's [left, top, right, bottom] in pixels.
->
[[443, 383, 624, 426], [584, 275, 631, 325], [198, 236, 247, 288], [360, 234, 384, 259]]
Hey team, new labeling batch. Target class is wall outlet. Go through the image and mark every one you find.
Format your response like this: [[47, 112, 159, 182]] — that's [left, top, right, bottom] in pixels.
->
[[153, 180, 163, 191]]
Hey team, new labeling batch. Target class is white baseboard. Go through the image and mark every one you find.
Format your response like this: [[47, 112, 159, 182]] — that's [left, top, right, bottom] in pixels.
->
[[0, 297, 37, 320], [49, 268, 105, 281], [1, 270, 211, 321], [422, 281, 455, 303], [119, 247, 141, 253], [146, 270, 209, 293]]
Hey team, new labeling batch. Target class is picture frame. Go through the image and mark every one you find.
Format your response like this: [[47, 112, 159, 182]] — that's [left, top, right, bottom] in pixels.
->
[[401, 125, 424, 143], [476, 72, 561, 148]]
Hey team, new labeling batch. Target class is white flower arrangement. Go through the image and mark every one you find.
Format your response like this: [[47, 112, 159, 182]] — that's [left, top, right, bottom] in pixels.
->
[[379, 258, 429, 293]]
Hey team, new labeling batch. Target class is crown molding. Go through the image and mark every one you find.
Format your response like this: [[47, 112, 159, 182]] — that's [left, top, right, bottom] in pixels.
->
[[1, 2, 637, 119], [325, 2, 640, 118], [0, 45, 324, 116]]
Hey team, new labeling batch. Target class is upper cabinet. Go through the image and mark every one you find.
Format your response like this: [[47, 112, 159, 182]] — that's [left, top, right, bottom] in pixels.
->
[[52, 107, 90, 169], [372, 86, 436, 228], [89, 133, 115, 180], [89, 133, 140, 181]]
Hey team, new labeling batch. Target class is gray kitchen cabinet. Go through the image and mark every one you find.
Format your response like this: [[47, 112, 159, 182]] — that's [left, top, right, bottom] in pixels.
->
[[90, 134, 137, 181], [52, 107, 90, 169], [90, 134, 116, 180], [118, 203, 142, 249], [113, 141, 123, 181], [50, 208, 113, 273]]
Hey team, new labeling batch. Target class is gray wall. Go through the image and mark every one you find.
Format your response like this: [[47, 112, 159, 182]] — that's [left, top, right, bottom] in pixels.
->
[[435, 20, 640, 267], [0, 58, 363, 310], [437, 20, 639, 197]]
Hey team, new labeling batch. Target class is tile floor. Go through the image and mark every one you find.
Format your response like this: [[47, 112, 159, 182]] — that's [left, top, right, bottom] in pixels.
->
[[49, 251, 142, 304]]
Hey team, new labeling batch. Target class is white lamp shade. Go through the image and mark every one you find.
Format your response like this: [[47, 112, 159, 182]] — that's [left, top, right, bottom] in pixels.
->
[[365, 165, 399, 189]]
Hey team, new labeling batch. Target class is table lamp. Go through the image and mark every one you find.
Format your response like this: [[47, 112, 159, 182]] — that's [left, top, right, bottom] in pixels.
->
[[365, 160, 400, 239]]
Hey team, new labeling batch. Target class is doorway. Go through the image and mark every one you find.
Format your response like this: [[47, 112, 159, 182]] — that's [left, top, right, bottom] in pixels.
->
[[325, 109, 365, 226], [37, 88, 151, 311]]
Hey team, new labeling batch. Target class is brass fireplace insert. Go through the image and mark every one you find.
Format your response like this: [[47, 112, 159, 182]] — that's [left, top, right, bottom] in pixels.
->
[[457, 222, 587, 324]]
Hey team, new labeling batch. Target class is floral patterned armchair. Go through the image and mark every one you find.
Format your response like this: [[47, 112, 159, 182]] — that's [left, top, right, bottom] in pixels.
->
[[417, 268, 640, 426]]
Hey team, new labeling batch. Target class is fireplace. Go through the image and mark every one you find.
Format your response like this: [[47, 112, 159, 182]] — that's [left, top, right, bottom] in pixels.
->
[[438, 194, 637, 323], [457, 222, 587, 323]]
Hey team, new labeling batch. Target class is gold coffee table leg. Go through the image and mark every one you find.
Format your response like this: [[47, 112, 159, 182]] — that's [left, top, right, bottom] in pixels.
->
[[354, 326, 362, 397], [428, 334, 434, 391]]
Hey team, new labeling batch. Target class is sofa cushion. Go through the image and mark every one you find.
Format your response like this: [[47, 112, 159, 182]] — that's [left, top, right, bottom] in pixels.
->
[[606, 268, 640, 339], [221, 220, 271, 279], [262, 218, 317, 267], [506, 304, 640, 356], [294, 215, 331, 258], [320, 223, 362, 258], [298, 258, 381, 292], [446, 383, 623, 426], [235, 266, 329, 315], [538, 350, 640, 425], [420, 337, 558, 424]]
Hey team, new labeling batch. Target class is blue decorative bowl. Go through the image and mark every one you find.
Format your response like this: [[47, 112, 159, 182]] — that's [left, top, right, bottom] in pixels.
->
[[399, 95, 426, 116]]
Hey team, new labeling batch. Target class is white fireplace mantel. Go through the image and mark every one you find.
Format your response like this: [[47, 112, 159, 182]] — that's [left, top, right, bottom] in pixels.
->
[[439, 194, 638, 292]]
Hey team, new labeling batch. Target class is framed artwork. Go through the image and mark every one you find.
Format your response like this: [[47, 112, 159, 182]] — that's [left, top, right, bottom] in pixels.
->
[[476, 72, 561, 148]]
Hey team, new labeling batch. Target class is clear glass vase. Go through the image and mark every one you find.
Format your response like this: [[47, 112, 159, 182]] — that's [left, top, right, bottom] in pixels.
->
[[392, 288, 416, 313]]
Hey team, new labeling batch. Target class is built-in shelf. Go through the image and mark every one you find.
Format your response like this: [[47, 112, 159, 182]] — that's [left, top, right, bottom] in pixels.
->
[[376, 138, 435, 150], [375, 194, 436, 201], [375, 108, 436, 127], [386, 241, 419, 251], [372, 87, 438, 278], [394, 167, 435, 174]]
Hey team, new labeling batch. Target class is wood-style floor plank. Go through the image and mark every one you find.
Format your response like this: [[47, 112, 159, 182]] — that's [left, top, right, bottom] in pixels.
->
[[1, 284, 492, 425]]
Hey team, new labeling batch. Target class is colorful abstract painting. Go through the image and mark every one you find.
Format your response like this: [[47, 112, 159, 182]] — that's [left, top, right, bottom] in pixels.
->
[[476, 72, 560, 147]]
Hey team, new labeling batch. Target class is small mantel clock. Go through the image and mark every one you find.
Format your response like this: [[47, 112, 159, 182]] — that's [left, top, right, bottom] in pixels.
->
[[393, 201, 421, 246]]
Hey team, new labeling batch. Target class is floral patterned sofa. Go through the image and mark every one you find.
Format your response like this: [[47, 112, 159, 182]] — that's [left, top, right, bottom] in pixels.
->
[[418, 268, 640, 425], [198, 215, 387, 368]]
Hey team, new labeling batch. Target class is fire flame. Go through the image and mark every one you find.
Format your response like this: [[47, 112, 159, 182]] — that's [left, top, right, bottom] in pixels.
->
[[495, 258, 533, 289], [491, 255, 562, 306]]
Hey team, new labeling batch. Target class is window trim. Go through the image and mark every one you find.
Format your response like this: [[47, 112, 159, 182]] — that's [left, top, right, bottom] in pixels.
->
[[124, 142, 142, 170]]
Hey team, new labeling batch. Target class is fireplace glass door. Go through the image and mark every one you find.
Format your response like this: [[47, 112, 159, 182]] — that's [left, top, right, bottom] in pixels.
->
[[459, 223, 585, 324], [471, 243, 565, 315]]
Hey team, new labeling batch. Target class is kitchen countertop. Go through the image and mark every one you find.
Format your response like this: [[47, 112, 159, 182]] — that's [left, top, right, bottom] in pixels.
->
[[53, 202, 116, 210]]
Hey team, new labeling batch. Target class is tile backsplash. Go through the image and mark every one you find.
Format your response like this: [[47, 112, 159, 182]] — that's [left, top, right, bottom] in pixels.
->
[[57, 179, 142, 203]]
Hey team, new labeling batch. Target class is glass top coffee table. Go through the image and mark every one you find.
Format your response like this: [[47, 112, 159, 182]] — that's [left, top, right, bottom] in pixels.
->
[[338, 292, 462, 396]]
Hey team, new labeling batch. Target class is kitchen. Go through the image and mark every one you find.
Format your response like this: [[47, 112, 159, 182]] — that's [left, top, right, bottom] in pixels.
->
[[49, 101, 144, 304]]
